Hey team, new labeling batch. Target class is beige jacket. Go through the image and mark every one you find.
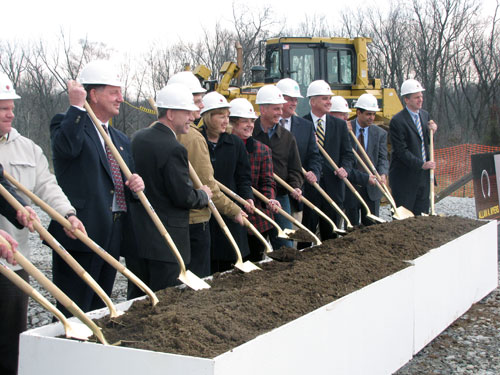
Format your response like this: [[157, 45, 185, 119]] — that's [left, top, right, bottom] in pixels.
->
[[0, 128, 75, 270], [178, 125, 240, 224]]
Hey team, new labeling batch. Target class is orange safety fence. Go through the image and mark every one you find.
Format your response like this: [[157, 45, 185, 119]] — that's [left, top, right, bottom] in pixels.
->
[[435, 144, 500, 198]]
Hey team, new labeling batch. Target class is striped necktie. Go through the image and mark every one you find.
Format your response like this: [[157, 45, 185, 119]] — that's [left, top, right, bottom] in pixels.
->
[[102, 125, 127, 212], [316, 118, 325, 147], [414, 115, 426, 161]]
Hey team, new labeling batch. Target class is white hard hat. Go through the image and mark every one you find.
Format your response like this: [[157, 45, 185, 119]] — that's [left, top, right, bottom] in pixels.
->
[[400, 79, 425, 96], [78, 60, 123, 87], [200, 92, 230, 115], [276, 78, 303, 98], [155, 83, 199, 111], [354, 93, 380, 112], [229, 98, 258, 119], [167, 71, 206, 94], [306, 80, 332, 97], [330, 96, 350, 113], [255, 85, 287, 105], [0, 73, 21, 100]]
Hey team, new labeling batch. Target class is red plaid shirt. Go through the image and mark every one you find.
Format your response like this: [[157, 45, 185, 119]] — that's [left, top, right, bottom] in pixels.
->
[[245, 137, 276, 233]]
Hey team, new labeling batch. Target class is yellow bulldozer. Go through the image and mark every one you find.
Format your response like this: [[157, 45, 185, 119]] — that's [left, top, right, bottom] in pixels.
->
[[193, 36, 403, 125]]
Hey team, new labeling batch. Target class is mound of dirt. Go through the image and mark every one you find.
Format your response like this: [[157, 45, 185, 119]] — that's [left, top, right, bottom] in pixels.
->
[[95, 216, 484, 358]]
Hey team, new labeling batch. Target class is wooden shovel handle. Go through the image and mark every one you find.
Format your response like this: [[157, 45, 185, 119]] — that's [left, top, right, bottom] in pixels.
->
[[3, 171, 158, 306], [273, 173, 337, 231], [0, 235, 107, 345], [83, 101, 188, 275], [0, 183, 118, 317], [188, 163, 243, 264], [300, 168, 352, 228], [429, 130, 435, 215]]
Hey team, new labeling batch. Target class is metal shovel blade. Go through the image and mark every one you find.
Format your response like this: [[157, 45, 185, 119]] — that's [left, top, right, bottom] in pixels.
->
[[367, 214, 386, 224], [392, 206, 414, 220], [64, 321, 93, 341], [235, 259, 261, 273], [178, 270, 210, 290]]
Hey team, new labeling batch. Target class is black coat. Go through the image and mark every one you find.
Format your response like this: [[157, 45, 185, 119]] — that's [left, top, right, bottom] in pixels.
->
[[201, 128, 252, 261], [289, 115, 322, 179], [130, 122, 208, 263], [389, 108, 431, 210], [303, 113, 355, 204]]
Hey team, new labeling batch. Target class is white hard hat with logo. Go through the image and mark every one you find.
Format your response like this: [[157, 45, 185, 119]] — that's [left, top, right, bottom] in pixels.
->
[[276, 78, 303, 98], [306, 80, 332, 97], [78, 60, 124, 87], [229, 98, 258, 119], [255, 85, 287, 105], [330, 96, 350, 113], [400, 79, 425, 96], [354, 93, 380, 112], [200, 92, 230, 115], [0, 73, 21, 100], [167, 71, 206, 94], [155, 83, 199, 111]]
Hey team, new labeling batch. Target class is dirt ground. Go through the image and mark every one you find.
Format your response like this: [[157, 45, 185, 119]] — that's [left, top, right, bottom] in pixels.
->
[[95, 216, 483, 358]]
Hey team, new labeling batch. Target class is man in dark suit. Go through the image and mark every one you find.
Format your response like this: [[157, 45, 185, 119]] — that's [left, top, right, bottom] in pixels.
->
[[276, 78, 322, 218], [127, 83, 211, 297], [49, 60, 145, 315], [342, 94, 389, 226], [389, 79, 437, 215], [301, 80, 354, 246]]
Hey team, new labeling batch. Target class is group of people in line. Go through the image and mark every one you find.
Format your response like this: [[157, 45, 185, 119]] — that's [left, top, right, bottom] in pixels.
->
[[0, 59, 437, 374]]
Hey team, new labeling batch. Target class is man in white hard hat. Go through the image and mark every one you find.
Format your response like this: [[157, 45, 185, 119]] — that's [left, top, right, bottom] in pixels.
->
[[301, 80, 354, 246], [49, 60, 144, 315], [0, 72, 85, 375], [276, 78, 322, 219], [344, 94, 388, 226], [329, 96, 351, 122], [389, 79, 437, 215], [253, 84, 303, 249], [127, 84, 212, 295], [174, 72, 246, 278]]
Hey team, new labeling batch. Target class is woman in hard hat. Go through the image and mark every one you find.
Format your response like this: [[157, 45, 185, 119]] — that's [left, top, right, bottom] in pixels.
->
[[229, 98, 281, 260], [200, 92, 254, 273]]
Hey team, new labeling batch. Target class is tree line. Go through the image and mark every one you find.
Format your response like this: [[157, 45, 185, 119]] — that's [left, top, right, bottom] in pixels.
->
[[1, 0, 498, 163]]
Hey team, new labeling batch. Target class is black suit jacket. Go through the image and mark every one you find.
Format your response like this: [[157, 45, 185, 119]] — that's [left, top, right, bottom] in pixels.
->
[[289, 116, 322, 179], [303, 113, 355, 204], [130, 122, 208, 263], [389, 108, 431, 204], [0, 164, 26, 228], [48, 106, 137, 256], [347, 122, 389, 203]]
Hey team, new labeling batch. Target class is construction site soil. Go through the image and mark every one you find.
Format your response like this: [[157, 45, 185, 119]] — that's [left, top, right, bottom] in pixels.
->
[[95, 216, 484, 358]]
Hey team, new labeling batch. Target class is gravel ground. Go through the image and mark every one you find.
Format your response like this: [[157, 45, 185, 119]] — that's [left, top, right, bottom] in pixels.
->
[[26, 197, 499, 374]]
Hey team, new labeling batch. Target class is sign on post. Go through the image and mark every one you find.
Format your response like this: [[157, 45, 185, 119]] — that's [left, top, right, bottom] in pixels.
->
[[471, 152, 500, 220]]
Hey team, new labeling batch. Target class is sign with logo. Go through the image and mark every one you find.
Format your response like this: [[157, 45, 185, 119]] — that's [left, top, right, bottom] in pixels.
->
[[471, 152, 500, 220]]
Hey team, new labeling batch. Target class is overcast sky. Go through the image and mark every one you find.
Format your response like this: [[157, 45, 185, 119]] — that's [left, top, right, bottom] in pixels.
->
[[2, 0, 497, 58]]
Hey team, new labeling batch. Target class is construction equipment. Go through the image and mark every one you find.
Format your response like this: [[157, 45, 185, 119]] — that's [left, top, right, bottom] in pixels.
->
[[195, 37, 402, 123]]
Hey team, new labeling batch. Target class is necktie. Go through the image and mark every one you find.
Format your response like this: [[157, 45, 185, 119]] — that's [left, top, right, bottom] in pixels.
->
[[279, 118, 286, 127], [316, 118, 325, 147], [358, 128, 365, 150], [102, 125, 127, 212], [414, 115, 426, 161]]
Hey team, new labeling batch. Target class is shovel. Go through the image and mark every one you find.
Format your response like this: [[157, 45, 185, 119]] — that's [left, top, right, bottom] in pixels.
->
[[349, 131, 413, 220], [216, 180, 294, 242], [84, 101, 209, 291], [252, 187, 322, 245], [316, 143, 385, 224], [0, 256, 92, 341], [0, 235, 107, 344], [351, 149, 414, 220], [300, 168, 354, 231], [3, 171, 159, 306], [429, 130, 436, 216], [0, 183, 122, 318], [243, 217, 273, 254], [273, 173, 346, 235], [188, 164, 260, 273]]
